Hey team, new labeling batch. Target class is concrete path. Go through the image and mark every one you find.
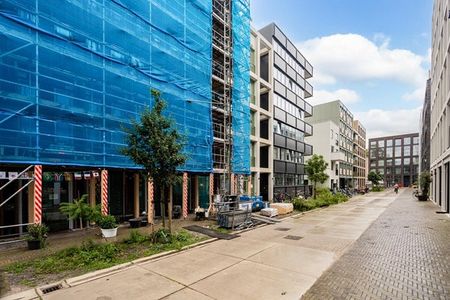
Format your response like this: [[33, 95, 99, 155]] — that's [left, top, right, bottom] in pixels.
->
[[14, 191, 397, 300], [302, 189, 450, 300]]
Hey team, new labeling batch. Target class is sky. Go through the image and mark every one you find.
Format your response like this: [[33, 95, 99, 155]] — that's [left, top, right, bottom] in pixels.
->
[[250, 0, 433, 139]]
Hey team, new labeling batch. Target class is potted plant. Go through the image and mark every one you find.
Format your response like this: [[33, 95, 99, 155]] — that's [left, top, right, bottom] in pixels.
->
[[26, 223, 49, 250], [59, 194, 94, 229], [97, 215, 118, 238], [417, 171, 431, 201]]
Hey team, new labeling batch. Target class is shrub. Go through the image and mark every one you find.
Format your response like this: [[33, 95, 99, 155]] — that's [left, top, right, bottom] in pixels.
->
[[151, 228, 172, 244], [292, 192, 348, 212], [96, 215, 118, 229], [371, 186, 384, 192]]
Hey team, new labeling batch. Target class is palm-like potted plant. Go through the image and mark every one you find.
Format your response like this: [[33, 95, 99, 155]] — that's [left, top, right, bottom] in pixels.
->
[[59, 194, 94, 229], [97, 215, 118, 238], [26, 223, 49, 250], [417, 171, 431, 201]]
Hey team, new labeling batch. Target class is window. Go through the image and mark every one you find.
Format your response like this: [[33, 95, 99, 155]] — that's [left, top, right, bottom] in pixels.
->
[[378, 160, 385, 167], [404, 158, 410, 165], [386, 147, 393, 158], [370, 141, 376, 148], [395, 158, 401, 166], [386, 159, 393, 167], [395, 167, 401, 175], [378, 140, 385, 147], [413, 145, 419, 156], [395, 146, 402, 157], [404, 137, 411, 145], [386, 140, 393, 147], [413, 137, 419, 144], [404, 146, 411, 156], [395, 138, 402, 146]]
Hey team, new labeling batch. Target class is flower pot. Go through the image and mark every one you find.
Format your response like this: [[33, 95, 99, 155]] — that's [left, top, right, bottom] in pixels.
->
[[417, 194, 428, 201], [101, 227, 118, 238], [27, 239, 42, 250]]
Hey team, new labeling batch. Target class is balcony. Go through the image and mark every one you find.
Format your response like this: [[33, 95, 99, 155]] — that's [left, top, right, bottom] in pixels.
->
[[331, 151, 346, 162]]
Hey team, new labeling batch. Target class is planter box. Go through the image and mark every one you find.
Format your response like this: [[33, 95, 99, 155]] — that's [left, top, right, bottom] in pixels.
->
[[27, 239, 42, 250], [101, 227, 118, 238], [129, 219, 141, 228], [417, 194, 428, 201]]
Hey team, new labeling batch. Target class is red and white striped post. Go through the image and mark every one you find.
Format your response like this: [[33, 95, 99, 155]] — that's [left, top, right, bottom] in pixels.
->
[[147, 177, 154, 224], [33, 165, 43, 224], [101, 170, 108, 215], [182, 172, 188, 219], [209, 173, 214, 206]]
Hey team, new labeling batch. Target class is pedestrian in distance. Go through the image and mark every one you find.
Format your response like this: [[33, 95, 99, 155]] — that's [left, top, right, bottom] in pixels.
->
[[394, 183, 399, 194]]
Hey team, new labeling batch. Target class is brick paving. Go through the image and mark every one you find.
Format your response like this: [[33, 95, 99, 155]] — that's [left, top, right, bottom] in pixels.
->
[[302, 189, 450, 300]]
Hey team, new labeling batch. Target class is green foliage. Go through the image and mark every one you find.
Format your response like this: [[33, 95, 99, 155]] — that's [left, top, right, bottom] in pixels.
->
[[305, 154, 329, 199], [96, 215, 117, 229], [419, 171, 431, 196], [123, 230, 148, 244], [371, 186, 384, 192], [59, 194, 95, 229], [292, 189, 348, 212], [121, 89, 186, 188], [368, 171, 383, 187], [26, 223, 49, 248], [151, 228, 172, 244], [5, 230, 204, 285]]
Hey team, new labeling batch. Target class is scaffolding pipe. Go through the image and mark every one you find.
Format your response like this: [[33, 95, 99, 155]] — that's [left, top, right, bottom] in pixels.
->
[[0, 165, 34, 192], [0, 179, 34, 208]]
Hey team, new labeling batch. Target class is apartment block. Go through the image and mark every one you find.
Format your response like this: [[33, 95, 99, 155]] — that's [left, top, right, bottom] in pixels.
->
[[420, 78, 432, 174], [306, 100, 355, 189], [430, 0, 450, 211], [353, 120, 367, 190], [249, 28, 273, 201], [0, 0, 250, 234], [259, 23, 314, 199], [368, 133, 420, 187]]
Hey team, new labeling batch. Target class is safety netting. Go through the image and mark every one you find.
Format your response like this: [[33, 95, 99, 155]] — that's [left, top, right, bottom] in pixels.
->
[[231, 0, 251, 174], [0, 0, 213, 172]]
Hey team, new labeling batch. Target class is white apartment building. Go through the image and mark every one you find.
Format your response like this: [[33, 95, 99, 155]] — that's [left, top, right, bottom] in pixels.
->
[[430, 0, 450, 211], [248, 27, 273, 201]]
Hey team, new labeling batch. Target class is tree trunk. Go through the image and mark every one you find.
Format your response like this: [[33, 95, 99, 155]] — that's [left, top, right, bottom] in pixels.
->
[[168, 185, 173, 234], [160, 187, 166, 228], [313, 182, 317, 199], [79, 217, 83, 230]]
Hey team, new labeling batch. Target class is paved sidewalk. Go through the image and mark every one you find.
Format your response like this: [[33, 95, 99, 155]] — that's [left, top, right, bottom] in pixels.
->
[[302, 189, 450, 300], [4, 192, 396, 300]]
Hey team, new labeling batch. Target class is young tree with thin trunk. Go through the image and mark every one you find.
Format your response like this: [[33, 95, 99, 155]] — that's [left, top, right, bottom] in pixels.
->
[[122, 89, 186, 233], [305, 154, 329, 199]]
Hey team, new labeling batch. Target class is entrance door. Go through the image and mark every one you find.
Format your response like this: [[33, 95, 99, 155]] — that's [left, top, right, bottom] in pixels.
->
[[403, 176, 411, 187], [198, 176, 210, 209], [260, 173, 269, 202]]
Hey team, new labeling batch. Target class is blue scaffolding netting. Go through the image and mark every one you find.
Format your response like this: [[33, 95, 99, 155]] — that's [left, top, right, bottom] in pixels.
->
[[0, 0, 219, 172], [231, 0, 250, 174]]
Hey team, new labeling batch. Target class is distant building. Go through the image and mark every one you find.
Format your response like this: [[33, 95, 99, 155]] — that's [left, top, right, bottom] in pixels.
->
[[420, 78, 431, 174], [368, 133, 420, 187], [353, 120, 367, 190], [306, 100, 355, 189], [430, 0, 450, 211]]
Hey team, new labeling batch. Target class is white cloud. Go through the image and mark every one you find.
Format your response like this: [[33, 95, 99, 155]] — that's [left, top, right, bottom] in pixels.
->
[[355, 107, 421, 139], [311, 89, 360, 105], [297, 33, 428, 89], [402, 87, 425, 101]]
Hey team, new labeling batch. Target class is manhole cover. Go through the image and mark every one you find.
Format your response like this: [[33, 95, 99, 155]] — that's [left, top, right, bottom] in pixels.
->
[[284, 235, 303, 240], [275, 227, 291, 231]]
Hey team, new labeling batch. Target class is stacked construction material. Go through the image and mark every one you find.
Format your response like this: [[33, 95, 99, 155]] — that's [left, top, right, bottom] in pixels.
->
[[269, 203, 294, 215]]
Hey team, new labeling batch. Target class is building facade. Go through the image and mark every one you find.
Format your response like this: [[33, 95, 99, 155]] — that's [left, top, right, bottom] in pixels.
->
[[430, 0, 450, 212], [420, 78, 431, 174], [259, 23, 314, 199], [352, 120, 367, 190], [0, 0, 250, 234], [249, 28, 273, 201], [368, 133, 420, 187], [305, 121, 342, 190], [306, 100, 354, 189]]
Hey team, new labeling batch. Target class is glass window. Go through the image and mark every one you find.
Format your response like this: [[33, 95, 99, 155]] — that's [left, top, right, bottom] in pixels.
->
[[395, 167, 401, 175], [386, 159, 393, 166], [404, 137, 411, 145], [395, 138, 402, 146], [413, 137, 419, 144], [386, 147, 393, 158], [404, 146, 411, 156], [377, 148, 385, 158], [378, 160, 385, 167], [404, 158, 410, 165], [378, 140, 385, 147], [395, 146, 402, 157], [413, 145, 419, 156], [413, 157, 419, 165], [386, 140, 393, 147], [370, 160, 376, 167], [395, 158, 401, 166], [370, 141, 376, 147]]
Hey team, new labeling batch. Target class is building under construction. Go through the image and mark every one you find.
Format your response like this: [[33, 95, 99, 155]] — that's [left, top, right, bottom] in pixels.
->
[[0, 0, 250, 235]]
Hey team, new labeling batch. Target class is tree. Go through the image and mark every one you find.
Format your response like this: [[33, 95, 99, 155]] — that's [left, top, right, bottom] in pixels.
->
[[367, 171, 382, 187], [122, 89, 186, 233], [60, 194, 94, 229], [305, 154, 329, 199], [419, 171, 431, 197]]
